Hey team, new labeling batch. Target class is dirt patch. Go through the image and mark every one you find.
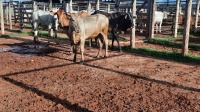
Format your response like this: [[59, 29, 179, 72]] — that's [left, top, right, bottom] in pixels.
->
[[0, 25, 200, 111]]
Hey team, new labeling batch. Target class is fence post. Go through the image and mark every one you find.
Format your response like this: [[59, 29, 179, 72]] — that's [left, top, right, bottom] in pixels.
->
[[6, 4, 9, 25], [194, 0, 200, 33], [87, 2, 92, 15], [95, 0, 99, 10], [33, 1, 37, 11], [8, 2, 12, 29], [0, 0, 5, 34], [182, 0, 192, 56], [63, 3, 68, 12], [115, 0, 120, 12], [49, 0, 52, 10], [173, 0, 180, 38], [43, 5, 46, 11], [69, 0, 72, 13], [130, 0, 136, 48], [107, 3, 110, 13], [18, 1, 23, 30], [146, 0, 156, 38]]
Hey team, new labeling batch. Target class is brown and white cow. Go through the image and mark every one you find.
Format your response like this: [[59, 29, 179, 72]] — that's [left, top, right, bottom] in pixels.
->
[[68, 14, 109, 63]]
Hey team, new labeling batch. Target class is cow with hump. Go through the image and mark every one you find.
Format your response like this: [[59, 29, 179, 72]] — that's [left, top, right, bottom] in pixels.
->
[[92, 10, 136, 52], [32, 8, 59, 43], [66, 13, 109, 64]]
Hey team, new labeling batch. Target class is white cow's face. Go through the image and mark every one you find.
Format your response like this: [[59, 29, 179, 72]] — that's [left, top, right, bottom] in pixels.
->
[[49, 7, 59, 13], [163, 11, 169, 19]]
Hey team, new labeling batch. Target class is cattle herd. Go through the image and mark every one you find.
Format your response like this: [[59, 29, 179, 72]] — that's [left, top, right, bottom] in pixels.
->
[[32, 7, 138, 63], [31, 7, 198, 63]]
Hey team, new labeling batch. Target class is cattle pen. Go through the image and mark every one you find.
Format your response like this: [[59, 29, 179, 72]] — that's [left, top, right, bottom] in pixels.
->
[[0, 0, 200, 111], [1, 0, 200, 55]]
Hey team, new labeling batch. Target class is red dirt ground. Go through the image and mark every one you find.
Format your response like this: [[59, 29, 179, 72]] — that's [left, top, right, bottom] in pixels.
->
[[0, 25, 200, 111]]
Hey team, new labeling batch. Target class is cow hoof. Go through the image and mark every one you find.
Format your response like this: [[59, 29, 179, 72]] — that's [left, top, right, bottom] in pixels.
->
[[67, 52, 72, 55], [104, 55, 108, 58], [95, 56, 100, 58]]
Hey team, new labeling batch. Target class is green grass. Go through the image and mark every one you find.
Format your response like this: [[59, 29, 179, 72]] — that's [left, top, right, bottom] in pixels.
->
[[177, 28, 200, 37], [146, 37, 200, 51], [0, 35, 10, 38], [190, 31, 200, 37], [122, 46, 200, 65], [2, 29, 68, 40]]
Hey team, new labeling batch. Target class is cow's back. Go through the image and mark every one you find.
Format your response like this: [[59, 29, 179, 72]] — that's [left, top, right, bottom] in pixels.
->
[[77, 14, 109, 38], [32, 10, 54, 26], [155, 11, 164, 23], [110, 12, 132, 32]]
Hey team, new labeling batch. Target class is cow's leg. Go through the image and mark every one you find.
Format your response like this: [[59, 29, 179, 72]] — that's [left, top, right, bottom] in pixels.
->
[[96, 37, 103, 58], [102, 34, 108, 58], [111, 27, 117, 50], [140, 22, 144, 33], [112, 27, 122, 52], [156, 23, 158, 34], [80, 39, 85, 64], [47, 25, 52, 44], [95, 38, 99, 47], [88, 39, 92, 49], [159, 22, 162, 33], [73, 45, 78, 62], [33, 21, 39, 43], [114, 33, 122, 53], [53, 28, 59, 44]]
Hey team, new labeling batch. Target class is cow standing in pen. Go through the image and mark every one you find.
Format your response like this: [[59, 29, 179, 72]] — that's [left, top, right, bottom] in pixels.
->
[[32, 8, 59, 43], [56, 9, 89, 54], [91, 10, 136, 52], [67, 14, 109, 64], [154, 11, 168, 33]]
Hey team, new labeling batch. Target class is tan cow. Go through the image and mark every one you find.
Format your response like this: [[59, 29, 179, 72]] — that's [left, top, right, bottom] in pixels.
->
[[68, 14, 109, 63]]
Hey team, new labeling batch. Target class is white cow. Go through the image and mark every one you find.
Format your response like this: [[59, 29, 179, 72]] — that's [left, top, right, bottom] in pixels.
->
[[154, 11, 168, 33], [137, 10, 168, 33], [32, 9, 59, 43]]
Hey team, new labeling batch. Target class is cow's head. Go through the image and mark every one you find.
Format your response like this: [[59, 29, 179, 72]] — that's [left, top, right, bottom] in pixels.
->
[[163, 11, 169, 19], [69, 16, 81, 45], [120, 13, 136, 33], [56, 9, 71, 28]]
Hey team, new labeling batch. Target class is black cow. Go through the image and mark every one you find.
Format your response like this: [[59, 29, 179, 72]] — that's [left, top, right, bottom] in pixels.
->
[[91, 10, 136, 52]]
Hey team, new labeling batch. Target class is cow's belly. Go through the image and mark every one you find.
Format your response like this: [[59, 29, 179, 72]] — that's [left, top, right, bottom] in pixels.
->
[[85, 32, 101, 39]]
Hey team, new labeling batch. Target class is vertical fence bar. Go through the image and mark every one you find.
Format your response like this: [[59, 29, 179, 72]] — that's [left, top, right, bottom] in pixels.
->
[[173, 0, 180, 38], [182, 0, 193, 55], [9, 2, 12, 29], [194, 0, 200, 33], [0, 0, 5, 34]]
